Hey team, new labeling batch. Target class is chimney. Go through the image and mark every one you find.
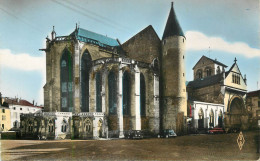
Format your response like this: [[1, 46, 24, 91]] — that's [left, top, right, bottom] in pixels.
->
[[244, 74, 247, 85], [33, 100, 35, 106], [51, 26, 56, 40]]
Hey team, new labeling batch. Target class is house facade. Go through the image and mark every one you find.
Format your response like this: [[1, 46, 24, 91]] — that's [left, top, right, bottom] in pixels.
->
[[3, 98, 43, 130]]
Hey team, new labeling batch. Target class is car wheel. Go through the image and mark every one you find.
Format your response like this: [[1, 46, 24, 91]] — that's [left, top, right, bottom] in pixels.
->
[[157, 135, 160, 138], [166, 135, 169, 138]]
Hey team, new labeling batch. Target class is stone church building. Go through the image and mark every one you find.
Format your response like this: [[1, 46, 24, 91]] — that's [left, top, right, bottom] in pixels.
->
[[187, 56, 248, 132], [20, 3, 187, 139]]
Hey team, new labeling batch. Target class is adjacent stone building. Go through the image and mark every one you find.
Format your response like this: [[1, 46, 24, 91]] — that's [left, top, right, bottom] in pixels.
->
[[246, 90, 260, 129], [187, 56, 248, 131], [20, 3, 187, 139]]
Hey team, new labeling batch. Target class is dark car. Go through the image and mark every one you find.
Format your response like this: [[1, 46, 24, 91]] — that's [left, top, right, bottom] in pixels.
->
[[208, 127, 225, 134], [158, 129, 177, 138], [125, 130, 143, 139], [225, 127, 240, 133]]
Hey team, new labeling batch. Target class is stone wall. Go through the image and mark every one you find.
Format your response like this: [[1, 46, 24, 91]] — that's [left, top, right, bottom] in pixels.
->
[[161, 35, 187, 134], [187, 83, 224, 104], [122, 25, 161, 64]]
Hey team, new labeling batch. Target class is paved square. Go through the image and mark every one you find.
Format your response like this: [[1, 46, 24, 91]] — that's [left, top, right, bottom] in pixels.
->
[[1, 131, 258, 160]]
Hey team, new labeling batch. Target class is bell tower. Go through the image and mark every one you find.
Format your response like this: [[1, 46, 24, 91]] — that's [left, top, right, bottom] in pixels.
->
[[160, 2, 187, 134]]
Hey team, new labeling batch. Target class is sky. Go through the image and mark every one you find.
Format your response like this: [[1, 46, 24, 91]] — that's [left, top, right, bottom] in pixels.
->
[[0, 0, 259, 105]]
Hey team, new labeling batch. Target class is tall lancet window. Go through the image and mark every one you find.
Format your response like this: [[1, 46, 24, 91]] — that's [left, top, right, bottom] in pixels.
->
[[123, 71, 131, 115], [60, 49, 73, 112], [81, 51, 92, 112], [140, 73, 146, 116], [108, 71, 117, 115], [96, 72, 102, 112]]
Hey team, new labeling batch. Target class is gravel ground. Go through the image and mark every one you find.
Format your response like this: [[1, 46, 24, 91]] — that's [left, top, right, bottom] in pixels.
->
[[0, 130, 259, 160]]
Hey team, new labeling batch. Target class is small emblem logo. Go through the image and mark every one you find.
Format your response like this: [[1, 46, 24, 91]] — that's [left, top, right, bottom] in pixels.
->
[[237, 131, 245, 150]]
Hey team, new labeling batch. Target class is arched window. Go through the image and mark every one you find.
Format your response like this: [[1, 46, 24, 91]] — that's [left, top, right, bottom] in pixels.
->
[[206, 68, 212, 77], [60, 49, 73, 112], [108, 71, 117, 115], [216, 66, 220, 74], [81, 51, 92, 112], [48, 120, 54, 133], [85, 119, 92, 132], [96, 72, 102, 112], [140, 73, 146, 116], [123, 71, 131, 115], [34, 120, 38, 132], [28, 121, 33, 132], [196, 69, 202, 79], [152, 58, 159, 72], [61, 120, 68, 132], [198, 108, 204, 129]]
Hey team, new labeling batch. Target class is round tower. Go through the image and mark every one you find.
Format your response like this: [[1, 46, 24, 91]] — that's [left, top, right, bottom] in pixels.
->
[[160, 2, 187, 134]]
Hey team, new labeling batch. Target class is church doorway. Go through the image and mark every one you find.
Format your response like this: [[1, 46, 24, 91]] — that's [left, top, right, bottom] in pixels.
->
[[198, 108, 204, 129], [229, 97, 244, 127]]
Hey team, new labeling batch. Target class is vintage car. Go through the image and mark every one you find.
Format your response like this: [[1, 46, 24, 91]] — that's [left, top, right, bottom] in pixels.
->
[[125, 130, 144, 139], [157, 129, 177, 138]]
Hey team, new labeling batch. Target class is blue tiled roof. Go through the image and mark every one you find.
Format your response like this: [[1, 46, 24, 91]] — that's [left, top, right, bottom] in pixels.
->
[[72, 28, 119, 47]]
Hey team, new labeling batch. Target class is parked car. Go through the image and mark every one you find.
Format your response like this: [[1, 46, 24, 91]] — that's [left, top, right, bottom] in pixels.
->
[[225, 127, 240, 133], [158, 129, 177, 138], [125, 130, 143, 139], [208, 127, 225, 134]]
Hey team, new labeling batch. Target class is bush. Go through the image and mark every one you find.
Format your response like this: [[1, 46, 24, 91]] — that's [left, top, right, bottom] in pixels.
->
[[1, 131, 17, 139]]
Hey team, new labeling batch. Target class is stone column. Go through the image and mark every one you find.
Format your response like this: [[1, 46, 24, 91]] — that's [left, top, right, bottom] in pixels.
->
[[89, 70, 96, 112], [117, 68, 124, 138], [74, 41, 80, 113], [134, 67, 141, 130], [205, 108, 209, 128], [102, 70, 107, 113], [153, 74, 160, 133], [215, 109, 218, 127]]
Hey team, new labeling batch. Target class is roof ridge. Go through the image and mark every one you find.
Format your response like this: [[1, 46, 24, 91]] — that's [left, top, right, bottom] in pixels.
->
[[78, 28, 117, 40], [70, 27, 119, 47], [122, 25, 160, 45]]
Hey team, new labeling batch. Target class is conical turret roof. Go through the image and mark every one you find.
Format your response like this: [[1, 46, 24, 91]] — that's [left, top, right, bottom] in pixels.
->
[[162, 2, 184, 39]]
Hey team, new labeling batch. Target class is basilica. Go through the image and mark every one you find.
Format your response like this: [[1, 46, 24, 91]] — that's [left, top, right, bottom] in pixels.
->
[[20, 3, 187, 139]]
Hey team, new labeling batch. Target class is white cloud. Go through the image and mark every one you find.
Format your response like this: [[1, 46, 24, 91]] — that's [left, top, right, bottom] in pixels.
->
[[185, 31, 260, 58], [0, 49, 45, 71], [0, 48, 46, 105]]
